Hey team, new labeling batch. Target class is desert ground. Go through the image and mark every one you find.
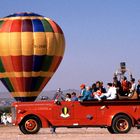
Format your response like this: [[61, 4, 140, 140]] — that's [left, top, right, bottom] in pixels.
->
[[0, 126, 140, 140]]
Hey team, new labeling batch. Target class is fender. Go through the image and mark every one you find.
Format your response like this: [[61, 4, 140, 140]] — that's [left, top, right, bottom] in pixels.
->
[[17, 111, 50, 128], [106, 112, 135, 126]]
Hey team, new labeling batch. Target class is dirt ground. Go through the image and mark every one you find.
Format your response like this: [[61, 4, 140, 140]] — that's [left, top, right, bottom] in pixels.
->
[[0, 126, 140, 140]]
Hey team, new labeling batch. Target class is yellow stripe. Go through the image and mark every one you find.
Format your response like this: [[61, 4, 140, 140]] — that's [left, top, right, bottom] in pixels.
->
[[46, 33, 65, 56], [12, 91, 39, 97], [0, 32, 65, 56], [0, 16, 45, 20], [0, 71, 54, 78]]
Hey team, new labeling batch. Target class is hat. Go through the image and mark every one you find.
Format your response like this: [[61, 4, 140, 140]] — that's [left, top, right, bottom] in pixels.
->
[[80, 84, 85, 88]]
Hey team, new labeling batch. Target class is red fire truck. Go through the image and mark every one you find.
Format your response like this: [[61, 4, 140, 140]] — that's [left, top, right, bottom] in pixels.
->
[[11, 63, 140, 134], [11, 98, 140, 134]]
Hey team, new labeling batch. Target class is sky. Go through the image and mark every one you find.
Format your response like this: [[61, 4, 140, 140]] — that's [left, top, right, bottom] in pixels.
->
[[0, 0, 140, 91]]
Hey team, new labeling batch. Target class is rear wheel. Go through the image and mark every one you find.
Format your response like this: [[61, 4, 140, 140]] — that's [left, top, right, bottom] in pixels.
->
[[112, 115, 132, 134], [19, 116, 41, 134]]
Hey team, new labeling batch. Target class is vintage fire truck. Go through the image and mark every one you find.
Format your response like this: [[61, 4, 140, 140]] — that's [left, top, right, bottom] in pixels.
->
[[11, 62, 140, 134], [11, 98, 140, 134]]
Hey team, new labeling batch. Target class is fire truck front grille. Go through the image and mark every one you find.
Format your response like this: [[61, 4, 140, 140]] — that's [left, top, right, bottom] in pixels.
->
[[11, 107, 16, 121]]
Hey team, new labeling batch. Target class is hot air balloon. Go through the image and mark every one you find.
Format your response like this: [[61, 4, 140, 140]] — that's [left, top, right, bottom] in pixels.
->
[[0, 12, 65, 102]]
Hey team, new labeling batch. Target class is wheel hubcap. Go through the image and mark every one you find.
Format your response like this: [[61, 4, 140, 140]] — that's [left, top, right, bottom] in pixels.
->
[[116, 119, 128, 131], [25, 119, 37, 132]]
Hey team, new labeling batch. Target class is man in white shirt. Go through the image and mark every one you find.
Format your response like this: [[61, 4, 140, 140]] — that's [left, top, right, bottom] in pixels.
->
[[100, 83, 117, 100]]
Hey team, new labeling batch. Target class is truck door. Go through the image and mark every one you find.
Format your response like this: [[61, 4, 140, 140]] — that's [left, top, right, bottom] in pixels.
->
[[73, 101, 99, 126], [52, 101, 74, 126], [52, 101, 100, 127]]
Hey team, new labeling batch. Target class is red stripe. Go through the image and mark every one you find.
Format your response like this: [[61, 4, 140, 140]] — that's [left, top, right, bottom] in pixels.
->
[[0, 20, 12, 32], [11, 56, 23, 71], [49, 56, 62, 72], [10, 19, 22, 32], [53, 57, 62, 72], [11, 56, 33, 72], [48, 20, 63, 34], [10, 77, 24, 91], [1, 56, 62, 72], [1, 56, 14, 72]]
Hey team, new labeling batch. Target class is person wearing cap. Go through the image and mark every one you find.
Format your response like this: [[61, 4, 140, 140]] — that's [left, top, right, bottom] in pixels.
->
[[79, 84, 86, 98], [79, 86, 93, 101]]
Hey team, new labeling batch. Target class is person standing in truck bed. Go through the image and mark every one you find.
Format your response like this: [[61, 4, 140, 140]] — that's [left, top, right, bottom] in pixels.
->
[[121, 76, 131, 96], [53, 88, 65, 102]]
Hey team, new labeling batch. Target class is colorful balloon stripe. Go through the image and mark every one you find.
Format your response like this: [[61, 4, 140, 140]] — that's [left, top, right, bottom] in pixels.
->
[[0, 19, 63, 34], [0, 55, 62, 72], [0, 57, 5, 72], [0, 71, 54, 78], [1, 78, 14, 92], [42, 19, 54, 32], [0, 33, 65, 56], [12, 91, 40, 97], [10, 20, 22, 32], [1, 76, 51, 92], [22, 19, 33, 32]]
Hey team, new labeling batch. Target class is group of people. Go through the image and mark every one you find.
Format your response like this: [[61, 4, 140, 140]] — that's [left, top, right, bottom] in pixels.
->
[[53, 76, 140, 104], [113, 76, 140, 97], [53, 88, 78, 103], [78, 76, 140, 102], [79, 81, 117, 101], [53, 81, 117, 103]]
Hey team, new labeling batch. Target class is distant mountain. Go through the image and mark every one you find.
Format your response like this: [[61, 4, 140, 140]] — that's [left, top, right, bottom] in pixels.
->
[[0, 89, 80, 106], [0, 92, 11, 98], [37, 89, 80, 100], [0, 89, 80, 100]]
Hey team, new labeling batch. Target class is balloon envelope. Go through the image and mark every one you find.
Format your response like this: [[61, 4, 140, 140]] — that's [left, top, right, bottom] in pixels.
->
[[0, 12, 65, 101]]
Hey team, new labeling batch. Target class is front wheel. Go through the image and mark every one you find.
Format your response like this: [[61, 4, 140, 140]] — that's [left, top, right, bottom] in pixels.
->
[[19, 116, 41, 134], [112, 115, 132, 134]]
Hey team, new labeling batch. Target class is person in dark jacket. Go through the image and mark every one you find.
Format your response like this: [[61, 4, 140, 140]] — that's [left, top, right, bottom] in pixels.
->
[[137, 80, 140, 99], [71, 92, 78, 101]]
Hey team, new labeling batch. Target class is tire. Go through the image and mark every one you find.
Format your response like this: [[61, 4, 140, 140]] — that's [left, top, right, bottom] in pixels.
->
[[107, 126, 115, 134], [112, 115, 132, 134], [19, 116, 41, 134]]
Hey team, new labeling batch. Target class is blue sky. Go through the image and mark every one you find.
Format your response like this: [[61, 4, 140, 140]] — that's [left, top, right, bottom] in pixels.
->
[[0, 0, 140, 91]]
